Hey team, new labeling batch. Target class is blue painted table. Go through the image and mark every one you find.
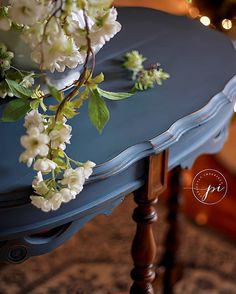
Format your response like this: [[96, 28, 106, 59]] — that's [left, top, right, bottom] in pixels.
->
[[1, 7, 236, 293]]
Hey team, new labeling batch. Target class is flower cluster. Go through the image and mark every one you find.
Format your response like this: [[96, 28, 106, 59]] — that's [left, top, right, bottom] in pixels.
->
[[0, 0, 121, 73], [20, 110, 96, 212], [0, 2, 170, 214], [0, 42, 36, 99], [0, 43, 14, 98], [123, 50, 170, 90]]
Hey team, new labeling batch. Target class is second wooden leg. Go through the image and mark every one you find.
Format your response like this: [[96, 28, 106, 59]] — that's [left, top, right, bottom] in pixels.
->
[[161, 166, 183, 294]]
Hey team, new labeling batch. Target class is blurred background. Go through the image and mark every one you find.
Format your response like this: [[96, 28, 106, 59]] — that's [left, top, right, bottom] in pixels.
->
[[115, 0, 236, 44], [113, 0, 236, 241], [0, 1, 236, 293]]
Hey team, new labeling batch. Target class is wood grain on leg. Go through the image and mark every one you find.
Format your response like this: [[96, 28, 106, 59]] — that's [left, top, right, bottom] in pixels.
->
[[161, 166, 183, 294], [130, 150, 168, 294]]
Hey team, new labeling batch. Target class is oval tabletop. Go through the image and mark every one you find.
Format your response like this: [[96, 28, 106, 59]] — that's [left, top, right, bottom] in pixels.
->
[[0, 7, 236, 243]]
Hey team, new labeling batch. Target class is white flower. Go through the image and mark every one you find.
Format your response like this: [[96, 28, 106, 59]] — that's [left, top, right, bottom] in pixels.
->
[[21, 22, 45, 48], [152, 68, 170, 85], [31, 193, 62, 212], [33, 158, 57, 173], [49, 123, 72, 150], [20, 127, 49, 159], [60, 188, 77, 203], [29, 20, 84, 73], [31, 172, 51, 196], [34, 181, 50, 196], [30, 191, 70, 212], [30, 196, 53, 212], [90, 8, 121, 48], [65, 10, 93, 48], [32, 171, 43, 188], [83, 160, 96, 179], [21, 75, 35, 88], [19, 151, 34, 167], [24, 110, 45, 132], [50, 192, 63, 211], [30, 186, 77, 212], [0, 17, 11, 31], [60, 167, 85, 193], [8, 0, 48, 26], [30, 192, 64, 212]]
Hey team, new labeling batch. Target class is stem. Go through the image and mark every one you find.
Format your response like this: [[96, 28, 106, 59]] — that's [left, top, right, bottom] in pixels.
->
[[52, 169, 56, 181], [64, 153, 82, 167], [55, 8, 95, 121]]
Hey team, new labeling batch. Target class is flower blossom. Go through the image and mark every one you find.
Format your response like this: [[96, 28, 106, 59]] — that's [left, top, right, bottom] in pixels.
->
[[83, 160, 96, 179], [24, 110, 45, 132], [30, 196, 53, 212], [30, 192, 62, 212], [123, 51, 146, 79], [60, 167, 85, 193], [5, 1, 121, 73], [8, 0, 48, 26], [31, 29, 84, 73], [49, 123, 72, 150], [60, 188, 77, 203], [30, 188, 77, 212], [33, 158, 57, 173], [30, 172, 63, 211], [23, 18, 83, 72], [67, 7, 121, 53], [19, 127, 49, 165], [90, 7, 121, 48], [30, 181, 77, 212]]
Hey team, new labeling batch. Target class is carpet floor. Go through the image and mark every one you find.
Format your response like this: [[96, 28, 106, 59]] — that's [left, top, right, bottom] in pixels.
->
[[0, 196, 236, 294]]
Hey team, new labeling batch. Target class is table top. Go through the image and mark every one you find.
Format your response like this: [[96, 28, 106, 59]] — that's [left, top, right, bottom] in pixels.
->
[[0, 7, 236, 250], [1, 7, 236, 195]]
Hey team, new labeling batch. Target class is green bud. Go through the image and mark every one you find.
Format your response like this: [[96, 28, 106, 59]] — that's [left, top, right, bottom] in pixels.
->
[[6, 51, 14, 59], [2, 59, 10, 68], [123, 50, 146, 80], [0, 43, 7, 52]]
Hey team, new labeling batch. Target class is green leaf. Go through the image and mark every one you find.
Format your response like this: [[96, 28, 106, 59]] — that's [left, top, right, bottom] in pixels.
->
[[88, 91, 110, 134], [96, 87, 133, 100], [1, 99, 31, 122], [6, 79, 32, 99], [62, 101, 78, 119], [47, 83, 64, 102], [92, 73, 104, 84]]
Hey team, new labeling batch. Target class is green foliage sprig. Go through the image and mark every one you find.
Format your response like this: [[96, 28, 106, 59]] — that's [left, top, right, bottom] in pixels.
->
[[123, 50, 170, 91], [0, 46, 169, 212]]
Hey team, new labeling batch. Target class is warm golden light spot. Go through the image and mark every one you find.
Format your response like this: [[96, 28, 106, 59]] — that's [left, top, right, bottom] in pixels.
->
[[222, 19, 232, 30], [200, 16, 211, 26]]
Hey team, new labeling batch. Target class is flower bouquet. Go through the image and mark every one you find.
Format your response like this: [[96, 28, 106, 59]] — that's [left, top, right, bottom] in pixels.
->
[[0, 0, 169, 212]]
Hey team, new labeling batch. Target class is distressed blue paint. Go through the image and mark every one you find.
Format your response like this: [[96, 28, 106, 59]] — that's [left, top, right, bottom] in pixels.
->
[[0, 7, 236, 261]]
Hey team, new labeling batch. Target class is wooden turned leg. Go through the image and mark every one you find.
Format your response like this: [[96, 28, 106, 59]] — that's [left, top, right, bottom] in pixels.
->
[[130, 150, 168, 294], [161, 166, 183, 294]]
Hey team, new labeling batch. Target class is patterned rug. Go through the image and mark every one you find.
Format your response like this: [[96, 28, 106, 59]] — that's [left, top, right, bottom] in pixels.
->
[[0, 196, 236, 294]]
